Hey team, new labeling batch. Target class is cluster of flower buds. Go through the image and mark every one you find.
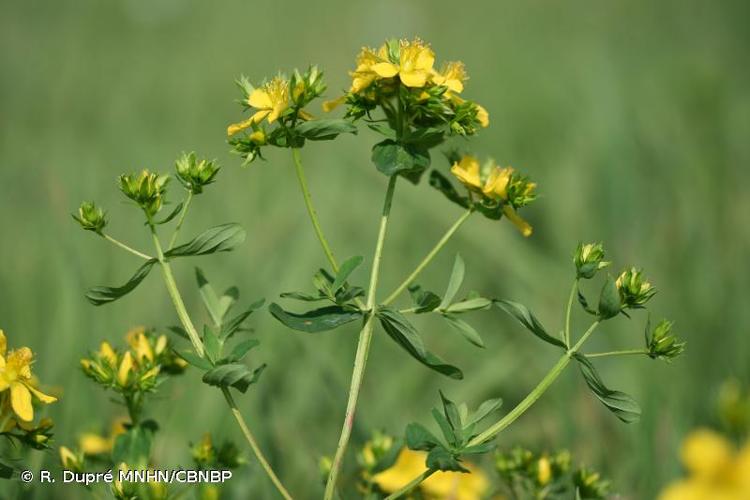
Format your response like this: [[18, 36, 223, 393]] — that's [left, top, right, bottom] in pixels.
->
[[358, 430, 396, 472], [175, 152, 220, 195], [574, 466, 611, 498], [119, 170, 170, 218], [450, 155, 537, 236], [574, 242, 610, 279], [72, 201, 108, 233], [191, 433, 244, 470], [495, 447, 572, 489], [227, 66, 328, 163], [80, 327, 186, 394], [327, 38, 488, 135], [616, 267, 657, 309], [646, 319, 686, 361]]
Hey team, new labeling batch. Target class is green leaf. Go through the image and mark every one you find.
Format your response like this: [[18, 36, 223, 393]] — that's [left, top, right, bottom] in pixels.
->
[[177, 350, 212, 370], [574, 353, 641, 423], [295, 119, 357, 141], [112, 420, 158, 467], [166, 223, 246, 258], [426, 446, 468, 473], [367, 123, 396, 139], [332, 255, 364, 293], [495, 300, 567, 349], [86, 259, 157, 306], [269, 303, 362, 333], [221, 299, 265, 339], [167, 325, 190, 340], [196, 268, 222, 326], [405, 128, 445, 149], [445, 297, 492, 313], [577, 286, 597, 315], [598, 275, 622, 319], [371, 439, 404, 474], [203, 325, 222, 362], [439, 254, 465, 309], [226, 339, 260, 363], [0, 462, 13, 479], [202, 363, 266, 393], [443, 314, 484, 348], [377, 308, 463, 380], [279, 291, 326, 302], [429, 170, 470, 209], [371, 139, 430, 177], [461, 442, 497, 456], [405, 423, 440, 451], [154, 202, 184, 225], [408, 285, 442, 313], [465, 398, 503, 427], [439, 391, 462, 434]]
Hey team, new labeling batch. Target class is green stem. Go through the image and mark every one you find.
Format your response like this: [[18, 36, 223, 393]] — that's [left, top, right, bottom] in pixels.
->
[[149, 225, 205, 357], [586, 349, 647, 358], [221, 387, 293, 500], [564, 279, 578, 347], [102, 233, 153, 260], [388, 321, 602, 500], [382, 208, 473, 306], [324, 175, 398, 500], [291, 148, 339, 273], [384, 469, 436, 500], [168, 191, 193, 250]]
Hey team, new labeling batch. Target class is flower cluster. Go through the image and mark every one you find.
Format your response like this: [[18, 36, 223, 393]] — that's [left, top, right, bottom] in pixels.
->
[[646, 319, 685, 361], [175, 152, 220, 194], [574, 242, 610, 279], [450, 155, 537, 236], [80, 327, 186, 398], [327, 38, 488, 135], [118, 170, 170, 218], [659, 429, 750, 500], [72, 201, 108, 233], [616, 267, 657, 309]]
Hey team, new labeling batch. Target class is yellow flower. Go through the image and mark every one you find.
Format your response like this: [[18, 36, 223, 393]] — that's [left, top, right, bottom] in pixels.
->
[[98, 341, 118, 366], [126, 327, 153, 364], [0, 330, 57, 422], [681, 429, 734, 479], [60, 446, 83, 471], [322, 95, 347, 113], [117, 351, 134, 387], [475, 104, 489, 128], [373, 449, 488, 500], [227, 76, 289, 136], [432, 61, 467, 94], [371, 38, 436, 88], [80, 417, 128, 456], [537, 456, 552, 485], [350, 45, 390, 94], [450, 155, 482, 190]]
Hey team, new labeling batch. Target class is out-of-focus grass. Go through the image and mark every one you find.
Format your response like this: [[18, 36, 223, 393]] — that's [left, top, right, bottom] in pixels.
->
[[1, 0, 749, 498]]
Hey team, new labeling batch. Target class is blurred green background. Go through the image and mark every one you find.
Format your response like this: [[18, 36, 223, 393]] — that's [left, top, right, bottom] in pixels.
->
[[2, 0, 749, 498]]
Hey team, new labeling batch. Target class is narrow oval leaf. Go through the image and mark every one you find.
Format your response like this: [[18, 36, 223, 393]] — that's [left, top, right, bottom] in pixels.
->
[[295, 119, 357, 141], [465, 398, 503, 427], [177, 350, 213, 371], [227, 339, 260, 363], [221, 298, 265, 339], [495, 299, 567, 349], [166, 223, 246, 258], [152, 202, 184, 225], [443, 315, 484, 348], [445, 297, 492, 313], [574, 353, 641, 423], [332, 255, 364, 292], [202, 363, 266, 393], [429, 170, 470, 209], [86, 260, 157, 306], [405, 422, 440, 451], [426, 446, 468, 473], [439, 254, 465, 309], [377, 308, 463, 379], [408, 285, 442, 313], [196, 267, 222, 326], [269, 303, 362, 333]]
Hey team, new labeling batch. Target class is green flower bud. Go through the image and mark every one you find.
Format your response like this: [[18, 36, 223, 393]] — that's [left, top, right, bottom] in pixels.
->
[[574, 242, 610, 279], [506, 172, 537, 209], [616, 267, 656, 308], [573, 466, 610, 499], [318, 456, 332, 482], [118, 170, 169, 217], [175, 152, 220, 194], [646, 319, 685, 361], [72, 201, 107, 233], [358, 431, 394, 470]]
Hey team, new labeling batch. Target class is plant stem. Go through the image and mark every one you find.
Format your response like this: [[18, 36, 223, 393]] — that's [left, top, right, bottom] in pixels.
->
[[324, 175, 398, 500], [384, 469, 436, 500], [586, 349, 647, 358], [168, 191, 193, 250], [221, 387, 293, 500], [387, 320, 602, 500], [382, 208, 473, 306], [291, 148, 338, 273], [564, 279, 578, 347], [149, 225, 205, 357], [102, 233, 153, 260]]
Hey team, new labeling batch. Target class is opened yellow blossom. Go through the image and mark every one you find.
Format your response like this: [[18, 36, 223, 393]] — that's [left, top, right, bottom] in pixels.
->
[[0, 329, 57, 422], [659, 429, 750, 500], [227, 76, 289, 136], [126, 327, 154, 363], [371, 39, 435, 88], [432, 61, 467, 94], [350, 46, 390, 94], [373, 449, 488, 500]]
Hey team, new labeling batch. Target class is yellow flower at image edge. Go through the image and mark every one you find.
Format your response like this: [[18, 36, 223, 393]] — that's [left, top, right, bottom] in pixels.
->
[[0, 330, 57, 422], [227, 76, 290, 136], [659, 429, 750, 500], [371, 39, 435, 88], [373, 449, 488, 500]]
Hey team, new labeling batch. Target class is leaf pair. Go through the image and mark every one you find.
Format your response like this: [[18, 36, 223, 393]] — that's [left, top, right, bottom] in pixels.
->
[[405, 392, 502, 472], [85, 223, 246, 306], [574, 354, 641, 423]]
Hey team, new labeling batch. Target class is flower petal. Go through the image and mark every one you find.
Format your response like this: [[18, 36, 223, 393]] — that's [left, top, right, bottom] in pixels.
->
[[399, 71, 428, 88], [227, 117, 255, 137], [10, 381, 33, 421], [27, 383, 57, 404], [247, 89, 272, 110], [503, 206, 533, 237], [322, 95, 346, 113], [0, 329, 6, 357], [371, 62, 399, 78]]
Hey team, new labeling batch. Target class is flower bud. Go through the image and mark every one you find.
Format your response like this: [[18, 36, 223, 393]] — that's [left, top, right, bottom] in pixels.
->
[[59, 446, 84, 472], [646, 319, 685, 361], [574, 466, 610, 498], [537, 456, 552, 485], [318, 456, 333, 481], [175, 152, 220, 194], [192, 433, 216, 466], [616, 267, 656, 308], [73, 201, 107, 233], [574, 243, 610, 279], [118, 170, 169, 217]]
